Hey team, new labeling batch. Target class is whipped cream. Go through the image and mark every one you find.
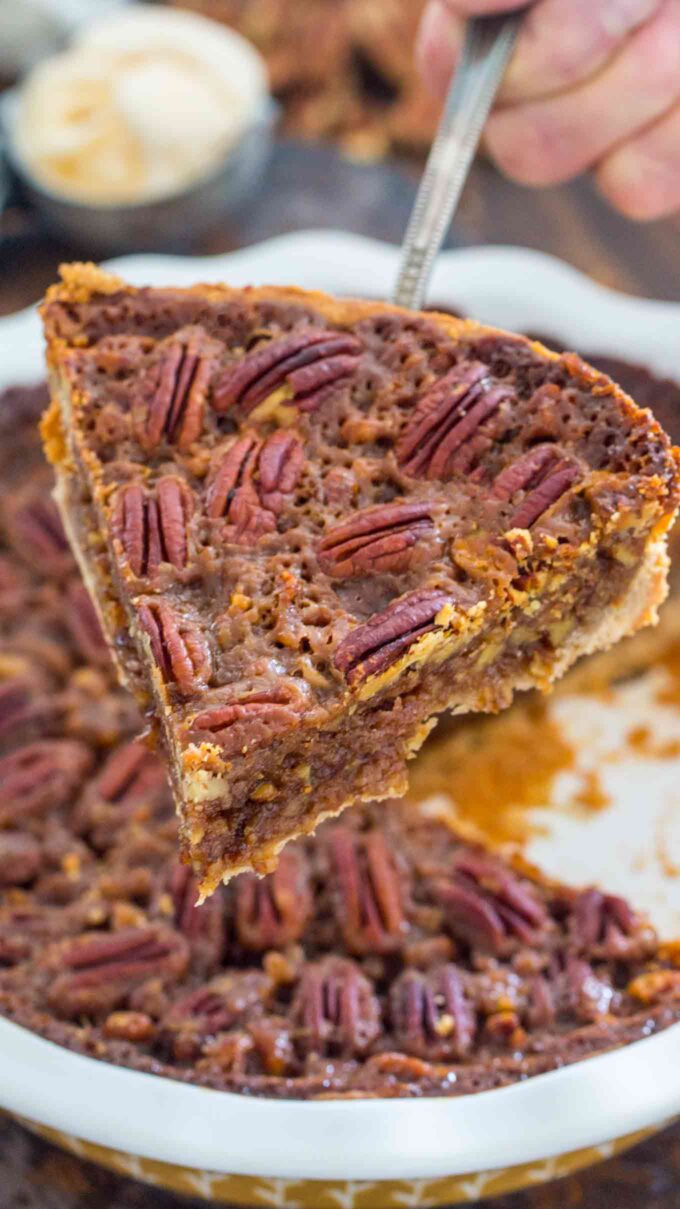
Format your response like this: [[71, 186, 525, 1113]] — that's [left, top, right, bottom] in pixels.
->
[[14, 6, 268, 205]]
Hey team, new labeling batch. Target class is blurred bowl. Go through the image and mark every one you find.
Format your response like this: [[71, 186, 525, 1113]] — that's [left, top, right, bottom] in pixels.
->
[[0, 5, 277, 255], [0, 87, 277, 254]]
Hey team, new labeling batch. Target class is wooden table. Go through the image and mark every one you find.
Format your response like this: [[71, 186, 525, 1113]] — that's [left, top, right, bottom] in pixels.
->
[[0, 140, 678, 1208]]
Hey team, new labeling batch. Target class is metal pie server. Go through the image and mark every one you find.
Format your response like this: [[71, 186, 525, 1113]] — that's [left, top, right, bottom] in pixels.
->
[[394, 10, 522, 311]]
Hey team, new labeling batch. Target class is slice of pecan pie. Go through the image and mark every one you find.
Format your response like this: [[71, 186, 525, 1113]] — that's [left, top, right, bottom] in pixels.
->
[[41, 263, 680, 896]]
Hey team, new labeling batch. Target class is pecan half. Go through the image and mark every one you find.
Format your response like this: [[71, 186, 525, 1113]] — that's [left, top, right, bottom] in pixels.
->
[[191, 689, 300, 757], [162, 971, 271, 1060], [0, 832, 43, 887], [46, 926, 189, 1019], [527, 974, 556, 1029], [319, 502, 435, 578], [0, 740, 93, 824], [565, 955, 615, 1022], [334, 586, 456, 686], [212, 328, 361, 417], [0, 554, 29, 616], [396, 362, 511, 480], [164, 984, 232, 1036], [432, 849, 548, 955], [199, 1017, 294, 1078], [113, 476, 193, 578], [390, 965, 475, 1060], [492, 447, 580, 529], [0, 897, 58, 964], [5, 492, 73, 578], [206, 435, 271, 542], [137, 600, 210, 695], [0, 616, 72, 682], [236, 847, 311, 951], [328, 827, 406, 955], [257, 430, 305, 512], [0, 676, 56, 748], [92, 740, 167, 808], [511, 463, 580, 529], [169, 862, 226, 975], [205, 430, 303, 542], [491, 445, 560, 501], [134, 327, 218, 452], [291, 957, 380, 1056], [65, 581, 110, 666], [568, 887, 649, 961]]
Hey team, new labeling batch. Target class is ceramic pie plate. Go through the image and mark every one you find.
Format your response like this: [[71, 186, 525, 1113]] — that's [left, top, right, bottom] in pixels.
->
[[0, 232, 679, 1206]]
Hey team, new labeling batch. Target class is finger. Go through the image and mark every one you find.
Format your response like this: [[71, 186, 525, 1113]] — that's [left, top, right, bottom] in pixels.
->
[[417, 0, 661, 106], [596, 102, 680, 219], [501, 0, 662, 103], [416, 1, 465, 98], [485, 0, 680, 186]]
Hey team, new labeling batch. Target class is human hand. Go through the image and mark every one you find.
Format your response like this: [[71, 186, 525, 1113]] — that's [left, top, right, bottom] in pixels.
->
[[416, 0, 680, 220]]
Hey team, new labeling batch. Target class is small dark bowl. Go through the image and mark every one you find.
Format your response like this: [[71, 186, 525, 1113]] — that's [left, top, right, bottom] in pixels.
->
[[0, 89, 278, 255]]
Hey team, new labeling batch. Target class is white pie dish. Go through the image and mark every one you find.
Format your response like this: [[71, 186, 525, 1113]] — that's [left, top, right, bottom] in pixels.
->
[[0, 231, 678, 1205]]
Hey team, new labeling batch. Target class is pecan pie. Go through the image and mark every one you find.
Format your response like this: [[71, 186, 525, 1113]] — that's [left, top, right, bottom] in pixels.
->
[[1, 379, 679, 1098], [41, 264, 680, 896]]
